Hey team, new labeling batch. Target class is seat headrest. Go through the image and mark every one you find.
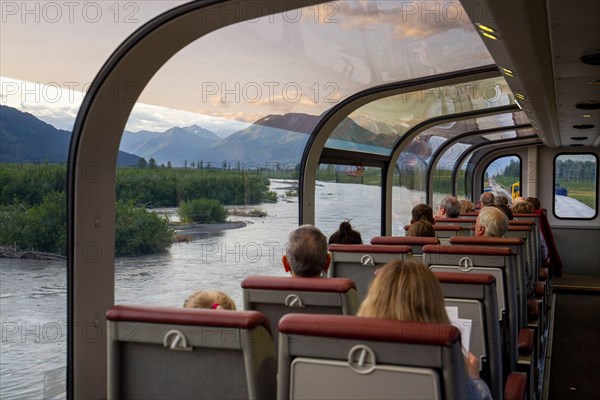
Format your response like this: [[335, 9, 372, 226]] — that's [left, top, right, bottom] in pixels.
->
[[328, 244, 412, 254], [434, 271, 496, 285], [279, 314, 460, 346], [449, 236, 523, 246], [434, 217, 476, 223], [432, 225, 463, 231], [106, 305, 270, 332], [241, 276, 356, 292], [509, 220, 535, 226], [370, 236, 440, 246], [422, 244, 512, 256]]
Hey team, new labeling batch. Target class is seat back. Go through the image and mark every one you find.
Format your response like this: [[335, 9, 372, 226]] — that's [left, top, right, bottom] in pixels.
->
[[423, 245, 519, 371], [433, 217, 476, 229], [106, 305, 276, 400], [404, 225, 464, 244], [278, 314, 468, 400], [370, 236, 440, 259], [241, 276, 360, 348], [449, 236, 528, 327], [328, 244, 411, 300], [434, 272, 502, 400], [433, 225, 464, 244], [510, 219, 539, 270]]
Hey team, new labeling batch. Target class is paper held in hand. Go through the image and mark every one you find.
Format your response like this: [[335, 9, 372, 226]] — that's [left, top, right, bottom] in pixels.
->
[[445, 306, 472, 354]]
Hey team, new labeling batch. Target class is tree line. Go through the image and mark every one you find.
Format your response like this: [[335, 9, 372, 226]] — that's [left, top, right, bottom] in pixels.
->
[[0, 163, 276, 256]]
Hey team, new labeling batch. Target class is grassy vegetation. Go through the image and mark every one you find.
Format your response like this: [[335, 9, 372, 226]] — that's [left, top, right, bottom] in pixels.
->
[[179, 198, 227, 224], [0, 163, 277, 255], [1, 164, 274, 208], [556, 179, 596, 208]]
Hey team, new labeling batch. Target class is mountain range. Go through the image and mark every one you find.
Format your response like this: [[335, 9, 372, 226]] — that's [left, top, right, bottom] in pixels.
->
[[0, 105, 140, 165], [1, 105, 401, 167]]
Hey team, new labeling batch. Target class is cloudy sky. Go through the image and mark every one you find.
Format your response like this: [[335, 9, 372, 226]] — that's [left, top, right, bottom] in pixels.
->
[[1, 0, 491, 132]]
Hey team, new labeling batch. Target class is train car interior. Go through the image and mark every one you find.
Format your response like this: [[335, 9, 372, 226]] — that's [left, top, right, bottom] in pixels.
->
[[0, 0, 597, 399]]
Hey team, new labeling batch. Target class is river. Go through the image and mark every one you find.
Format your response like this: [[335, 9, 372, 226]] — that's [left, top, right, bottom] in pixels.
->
[[0, 180, 424, 399]]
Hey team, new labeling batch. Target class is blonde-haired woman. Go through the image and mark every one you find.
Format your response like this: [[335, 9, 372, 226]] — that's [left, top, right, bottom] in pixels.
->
[[183, 290, 236, 310], [358, 260, 491, 400]]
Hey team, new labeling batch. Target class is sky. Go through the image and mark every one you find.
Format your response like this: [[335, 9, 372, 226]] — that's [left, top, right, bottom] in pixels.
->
[[1, 0, 493, 132]]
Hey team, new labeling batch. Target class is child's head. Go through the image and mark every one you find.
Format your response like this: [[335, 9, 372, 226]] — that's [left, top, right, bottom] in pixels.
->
[[183, 290, 237, 310]]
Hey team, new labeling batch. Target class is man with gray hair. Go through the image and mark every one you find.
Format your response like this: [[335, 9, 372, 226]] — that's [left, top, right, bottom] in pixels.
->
[[479, 192, 495, 208], [434, 196, 461, 219], [282, 225, 330, 277], [474, 206, 508, 237]]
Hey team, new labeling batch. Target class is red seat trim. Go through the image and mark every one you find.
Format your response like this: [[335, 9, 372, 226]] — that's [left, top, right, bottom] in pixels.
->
[[328, 244, 411, 254], [517, 328, 534, 356], [435, 218, 476, 224], [433, 225, 463, 231], [504, 372, 527, 400], [534, 281, 545, 297], [241, 276, 355, 292], [468, 225, 531, 232], [279, 314, 460, 346], [449, 237, 524, 246], [512, 213, 539, 219], [370, 236, 440, 246], [509, 220, 535, 226], [423, 244, 513, 256], [106, 305, 270, 332], [434, 272, 496, 285]]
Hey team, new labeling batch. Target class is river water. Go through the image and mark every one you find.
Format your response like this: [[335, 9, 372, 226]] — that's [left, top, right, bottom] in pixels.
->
[[0, 180, 424, 399]]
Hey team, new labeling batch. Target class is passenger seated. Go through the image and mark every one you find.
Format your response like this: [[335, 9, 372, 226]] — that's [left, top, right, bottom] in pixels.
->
[[495, 194, 510, 206], [513, 201, 550, 265], [460, 199, 475, 213], [474, 207, 508, 238], [479, 192, 495, 208], [526, 196, 563, 276], [434, 196, 461, 219], [358, 260, 492, 400], [283, 224, 330, 277], [494, 204, 514, 220], [407, 219, 435, 237], [512, 196, 528, 205], [526, 197, 541, 211], [411, 204, 435, 224], [328, 221, 363, 244], [183, 290, 236, 310]]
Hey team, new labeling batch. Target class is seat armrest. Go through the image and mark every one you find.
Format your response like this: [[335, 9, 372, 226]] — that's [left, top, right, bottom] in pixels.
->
[[504, 372, 527, 400], [527, 300, 540, 322], [534, 281, 545, 298], [518, 328, 534, 356]]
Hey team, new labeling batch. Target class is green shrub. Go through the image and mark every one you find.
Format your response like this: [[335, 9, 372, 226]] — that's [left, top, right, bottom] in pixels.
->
[[0, 191, 66, 254], [179, 198, 227, 223], [115, 201, 174, 256], [263, 191, 278, 203]]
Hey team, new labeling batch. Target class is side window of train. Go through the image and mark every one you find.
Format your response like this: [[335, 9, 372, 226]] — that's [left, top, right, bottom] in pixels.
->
[[316, 164, 381, 242], [482, 155, 521, 203], [553, 154, 598, 219]]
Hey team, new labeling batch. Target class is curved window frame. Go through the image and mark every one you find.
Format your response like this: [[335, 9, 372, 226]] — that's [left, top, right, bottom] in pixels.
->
[[552, 152, 599, 220], [480, 154, 523, 201], [425, 121, 530, 202], [300, 65, 503, 233], [453, 137, 541, 197]]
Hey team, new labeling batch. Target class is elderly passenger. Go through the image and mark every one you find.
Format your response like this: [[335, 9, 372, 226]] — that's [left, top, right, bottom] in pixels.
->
[[434, 196, 461, 219], [282, 225, 330, 277], [474, 206, 508, 237]]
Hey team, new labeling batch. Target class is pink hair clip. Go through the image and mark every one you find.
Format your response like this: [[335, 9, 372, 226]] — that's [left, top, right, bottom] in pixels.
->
[[211, 303, 220, 310]]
